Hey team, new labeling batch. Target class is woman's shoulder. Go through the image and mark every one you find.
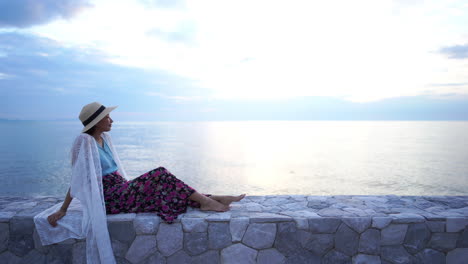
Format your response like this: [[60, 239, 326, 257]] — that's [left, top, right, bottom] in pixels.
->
[[73, 133, 94, 144]]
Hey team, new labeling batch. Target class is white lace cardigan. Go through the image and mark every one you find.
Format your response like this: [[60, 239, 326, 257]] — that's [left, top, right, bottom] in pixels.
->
[[34, 132, 128, 264]]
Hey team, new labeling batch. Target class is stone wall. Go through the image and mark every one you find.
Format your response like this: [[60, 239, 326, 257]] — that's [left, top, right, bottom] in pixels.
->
[[1, 195, 468, 263]]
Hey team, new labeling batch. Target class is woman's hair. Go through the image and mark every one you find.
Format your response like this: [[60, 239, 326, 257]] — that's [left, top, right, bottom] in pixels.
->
[[84, 126, 96, 135]]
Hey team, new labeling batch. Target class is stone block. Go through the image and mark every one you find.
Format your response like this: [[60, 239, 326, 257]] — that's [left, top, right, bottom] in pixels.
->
[[322, 250, 351, 264], [317, 208, 355, 217], [307, 200, 329, 209], [353, 254, 381, 264], [72, 242, 86, 264], [0, 223, 8, 253], [167, 250, 191, 264], [372, 217, 392, 229], [206, 211, 232, 222], [428, 232, 459, 252], [342, 207, 369, 217], [403, 222, 431, 254], [342, 217, 371, 233], [279, 202, 308, 210], [3, 202, 37, 212], [303, 234, 334, 256], [243, 202, 263, 212], [280, 210, 319, 218], [182, 218, 208, 233], [108, 221, 136, 244], [140, 252, 166, 264], [10, 217, 34, 235], [112, 239, 129, 258], [263, 197, 291, 206], [8, 232, 34, 257], [249, 212, 292, 223], [46, 244, 73, 264], [274, 222, 301, 256], [21, 249, 46, 264], [415, 248, 445, 264], [0, 211, 16, 222], [230, 217, 249, 242], [308, 218, 341, 233], [458, 228, 468, 247], [446, 218, 468, 232], [107, 213, 136, 222], [0, 251, 21, 264], [184, 232, 208, 255], [359, 228, 380, 255], [242, 223, 276, 249], [116, 257, 132, 264], [427, 221, 445, 233], [381, 224, 408, 246], [33, 228, 49, 254], [335, 223, 359, 256], [133, 214, 160, 234], [257, 248, 285, 264], [285, 249, 321, 264], [192, 250, 219, 264], [221, 243, 257, 264], [294, 218, 309, 230], [208, 222, 231, 249], [381, 245, 415, 264], [125, 235, 157, 264], [157, 223, 183, 257], [447, 248, 468, 264], [247, 196, 266, 203], [389, 213, 425, 223]]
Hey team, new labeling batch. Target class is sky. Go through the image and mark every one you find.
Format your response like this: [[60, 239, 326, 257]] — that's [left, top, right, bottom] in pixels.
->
[[0, 0, 468, 121]]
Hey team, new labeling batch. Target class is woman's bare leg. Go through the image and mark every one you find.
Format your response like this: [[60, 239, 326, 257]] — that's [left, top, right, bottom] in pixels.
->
[[189, 192, 229, 212], [210, 194, 246, 206]]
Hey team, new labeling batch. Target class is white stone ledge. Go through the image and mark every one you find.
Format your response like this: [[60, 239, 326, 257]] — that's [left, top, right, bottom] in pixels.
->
[[1, 195, 468, 263]]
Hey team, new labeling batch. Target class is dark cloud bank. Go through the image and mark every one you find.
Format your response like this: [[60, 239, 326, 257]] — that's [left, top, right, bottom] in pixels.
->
[[0, 0, 91, 28]]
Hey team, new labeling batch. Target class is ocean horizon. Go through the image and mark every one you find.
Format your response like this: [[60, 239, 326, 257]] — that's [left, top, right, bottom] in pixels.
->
[[1, 120, 467, 197]]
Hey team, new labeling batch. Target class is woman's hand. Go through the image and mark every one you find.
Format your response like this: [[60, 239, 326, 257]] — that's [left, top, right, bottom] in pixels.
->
[[47, 210, 66, 227]]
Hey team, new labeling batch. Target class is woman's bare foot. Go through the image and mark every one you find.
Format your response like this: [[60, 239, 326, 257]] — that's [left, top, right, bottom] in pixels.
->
[[211, 194, 246, 206], [200, 197, 230, 212]]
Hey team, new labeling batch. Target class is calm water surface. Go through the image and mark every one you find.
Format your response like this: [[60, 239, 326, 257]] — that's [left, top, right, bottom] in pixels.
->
[[1, 120, 467, 196]]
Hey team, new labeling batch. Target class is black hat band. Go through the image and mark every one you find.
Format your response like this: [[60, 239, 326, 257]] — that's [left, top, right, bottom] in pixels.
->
[[82, 105, 106, 126]]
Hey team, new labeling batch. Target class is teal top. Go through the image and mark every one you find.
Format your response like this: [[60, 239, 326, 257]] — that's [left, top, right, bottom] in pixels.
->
[[97, 138, 118, 176]]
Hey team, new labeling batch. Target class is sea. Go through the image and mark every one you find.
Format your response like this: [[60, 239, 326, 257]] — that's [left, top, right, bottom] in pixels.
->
[[1, 120, 467, 197]]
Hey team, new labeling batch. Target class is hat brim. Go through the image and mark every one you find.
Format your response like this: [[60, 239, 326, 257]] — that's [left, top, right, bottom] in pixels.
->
[[82, 105, 118, 133]]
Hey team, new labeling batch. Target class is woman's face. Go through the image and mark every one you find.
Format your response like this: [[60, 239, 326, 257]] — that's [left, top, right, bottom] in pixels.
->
[[95, 114, 113, 132]]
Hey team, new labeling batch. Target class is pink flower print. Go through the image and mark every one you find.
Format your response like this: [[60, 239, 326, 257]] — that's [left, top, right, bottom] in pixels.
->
[[179, 193, 187, 199], [127, 196, 135, 205], [162, 205, 169, 211]]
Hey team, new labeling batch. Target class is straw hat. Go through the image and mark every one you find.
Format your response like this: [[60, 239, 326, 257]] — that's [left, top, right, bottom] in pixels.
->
[[79, 102, 117, 133]]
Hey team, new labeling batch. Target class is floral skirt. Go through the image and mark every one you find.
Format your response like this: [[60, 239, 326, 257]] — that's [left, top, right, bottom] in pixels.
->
[[102, 167, 202, 223]]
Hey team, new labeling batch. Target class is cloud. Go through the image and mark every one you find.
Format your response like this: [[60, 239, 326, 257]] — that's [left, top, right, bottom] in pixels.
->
[[0, 32, 205, 119], [147, 24, 196, 45], [0, 0, 91, 28], [429, 82, 468, 87], [439, 44, 468, 59], [140, 0, 186, 9]]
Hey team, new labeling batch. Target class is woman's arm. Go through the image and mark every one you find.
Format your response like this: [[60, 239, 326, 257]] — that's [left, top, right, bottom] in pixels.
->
[[47, 188, 73, 227]]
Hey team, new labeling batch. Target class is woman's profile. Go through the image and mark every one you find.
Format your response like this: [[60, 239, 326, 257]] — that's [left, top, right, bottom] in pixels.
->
[[34, 102, 245, 264]]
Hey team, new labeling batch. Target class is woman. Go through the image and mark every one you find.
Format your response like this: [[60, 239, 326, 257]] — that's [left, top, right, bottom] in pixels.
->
[[35, 102, 245, 264]]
